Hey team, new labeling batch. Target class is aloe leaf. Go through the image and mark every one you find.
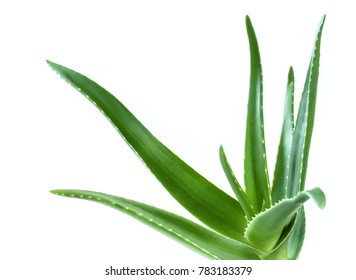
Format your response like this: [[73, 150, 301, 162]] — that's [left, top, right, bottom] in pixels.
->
[[244, 187, 325, 252], [287, 207, 306, 259], [47, 61, 247, 241], [264, 191, 322, 259], [244, 16, 271, 212], [287, 15, 326, 197], [262, 207, 303, 260], [272, 67, 295, 203], [51, 189, 261, 260], [219, 145, 255, 219]]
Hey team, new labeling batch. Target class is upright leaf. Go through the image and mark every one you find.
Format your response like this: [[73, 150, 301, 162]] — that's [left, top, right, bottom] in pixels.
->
[[47, 61, 246, 240], [272, 67, 295, 203], [244, 16, 271, 212], [219, 145, 255, 219], [51, 189, 261, 260], [287, 15, 326, 197]]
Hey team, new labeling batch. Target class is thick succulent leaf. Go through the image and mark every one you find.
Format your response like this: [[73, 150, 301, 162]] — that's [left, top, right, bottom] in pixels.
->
[[272, 67, 295, 203], [244, 16, 271, 212], [51, 189, 261, 260], [219, 145, 255, 219], [287, 207, 306, 259], [244, 187, 325, 252], [262, 240, 289, 260], [287, 15, 326, 197], [262, 208, 303, 260], [47, 61, 246, 241]]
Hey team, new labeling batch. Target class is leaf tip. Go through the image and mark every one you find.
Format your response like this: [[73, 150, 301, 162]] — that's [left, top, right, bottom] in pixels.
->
[[50, 189, 61, 196], [288, 66, 294, 79], [46, 60, 55, 68], [307, 187, 326, 209], [245, 15, 254, 32], [218, 144, 224, 154], [318, 14, 327, 33]]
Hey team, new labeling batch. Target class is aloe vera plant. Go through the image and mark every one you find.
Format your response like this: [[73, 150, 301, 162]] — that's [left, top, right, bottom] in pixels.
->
[[49, 15, 326, 260]]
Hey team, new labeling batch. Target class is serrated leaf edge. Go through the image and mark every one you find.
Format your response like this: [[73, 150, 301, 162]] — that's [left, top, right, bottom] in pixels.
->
[[243, 196, 292, 237], [288, 15, 325, 196], [52, 190, 222, 259]]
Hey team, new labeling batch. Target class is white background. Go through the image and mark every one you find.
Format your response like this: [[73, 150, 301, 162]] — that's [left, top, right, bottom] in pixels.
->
[[0, 0, 354, 278]]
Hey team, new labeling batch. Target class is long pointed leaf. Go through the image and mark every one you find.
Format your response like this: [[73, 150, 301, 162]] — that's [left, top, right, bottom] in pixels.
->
[[244, 16, 271, 212], [51, 189, 261, 260], [272, 67, 295, 203], [287, 15, 326, 197], [219, 145, 255, 219], [244, 187, 325, 252], [47, 61, 246, 240]]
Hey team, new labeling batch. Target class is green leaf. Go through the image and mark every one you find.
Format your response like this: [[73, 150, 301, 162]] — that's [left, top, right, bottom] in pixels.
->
[[272, 67, 295, 203], [244, 187, 325, 252], [244, 16, 271, 212], [287, 15, 326, 197], [287, 207, 306, 259], [51, 189, 261, 260], [219, 145, 255, 219], [262, 206, 308, 260], [47, 60, 247, 241]]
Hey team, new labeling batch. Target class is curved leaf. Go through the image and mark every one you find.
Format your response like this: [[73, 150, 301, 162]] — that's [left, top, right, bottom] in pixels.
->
[[51, 189, 261, 260], [244, 16, 271, 212], [47, 60, 246, 241], [262, 208, 303, 260], [287, 207, 306, 259], [244, 187, 325, 252]]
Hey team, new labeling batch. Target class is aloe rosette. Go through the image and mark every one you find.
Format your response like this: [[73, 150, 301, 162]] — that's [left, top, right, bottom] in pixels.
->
[[49, 15, 326, 260]]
